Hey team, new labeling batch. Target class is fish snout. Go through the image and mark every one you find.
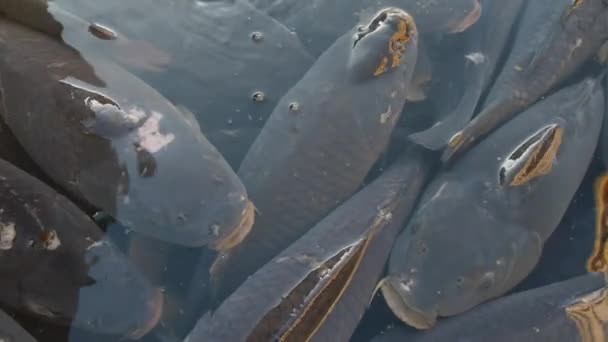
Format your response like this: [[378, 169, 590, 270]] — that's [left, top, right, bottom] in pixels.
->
[[380, 275, 438, 330]]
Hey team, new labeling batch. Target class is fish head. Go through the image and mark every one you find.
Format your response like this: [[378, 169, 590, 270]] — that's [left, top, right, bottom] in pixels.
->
[[381, 194, 542, 329], [348, 7, 418, 79]]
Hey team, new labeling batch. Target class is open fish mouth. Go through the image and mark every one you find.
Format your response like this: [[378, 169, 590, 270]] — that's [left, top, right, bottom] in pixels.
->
[[128, 287, 165, 340], [354, 8, 416, 47], [211, 200, 255, 253], [379, 276, 437, 330], [448, 0, 482, 33]]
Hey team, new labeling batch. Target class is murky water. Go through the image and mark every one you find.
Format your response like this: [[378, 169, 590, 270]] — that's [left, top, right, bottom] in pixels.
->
[[0, 0, 607, 341]]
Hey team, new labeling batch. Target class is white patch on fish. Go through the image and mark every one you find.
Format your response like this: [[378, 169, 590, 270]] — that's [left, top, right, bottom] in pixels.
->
[[137, 112, 176, 153], [400, 278, 414, 293], [465, 52, 486, 65], [379, 105, 394, 124], [43, 230, 61, 250], [25, 300, 55, 318], [0, 222, 16, 250], [86, 240, 106, 251]]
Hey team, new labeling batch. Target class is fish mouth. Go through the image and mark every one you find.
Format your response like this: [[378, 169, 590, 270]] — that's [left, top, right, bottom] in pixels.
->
[[128, 287, 164, 340], [380, 276, 437, 330], [211, 200, 255, 253], [448, 0, 482, 33], [354, 8, 416, 47]]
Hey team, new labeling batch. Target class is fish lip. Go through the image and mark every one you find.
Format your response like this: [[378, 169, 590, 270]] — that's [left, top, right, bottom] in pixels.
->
[[448, 0, 482, 33], [210, 200, 255, 252], [380, 276, 437, 330], [128, 287, 164, 340], [356, 8, 417, 43]]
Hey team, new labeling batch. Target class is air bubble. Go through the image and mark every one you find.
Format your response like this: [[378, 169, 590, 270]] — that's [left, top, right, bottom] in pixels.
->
[[252, 91, 265, 103], [250, 31, 264, 42], [288, 102, 300, 112]]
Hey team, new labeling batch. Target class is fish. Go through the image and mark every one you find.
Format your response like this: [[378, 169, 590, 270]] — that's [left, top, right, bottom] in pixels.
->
[[372, 273, 608, 342], [0, 17, 254, 249], [381, 74, 605, 330], [209, 7, 419, 301], [186, 146, 433, 342], [251, 0, 480, 57], [442, 0, 608, 164], [0, 309, 37, 342], [408, 0, 527, 150], [3, 0, 316, 170], [0, 157, 162, 339]]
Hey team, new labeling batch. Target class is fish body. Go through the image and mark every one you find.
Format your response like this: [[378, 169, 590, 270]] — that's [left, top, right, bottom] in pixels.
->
[[188, 146, 432, 342], [0, 157, 161, 339], [409, 0, 526, 150], [442, 0, 608, 164], [210, 7, 419, 300], [382, 75, 605, 329], [373, 273, 608, 342], [0, 18, 253, 248]]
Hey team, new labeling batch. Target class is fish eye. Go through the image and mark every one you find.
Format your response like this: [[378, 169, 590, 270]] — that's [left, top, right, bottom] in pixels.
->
[[476, 272, 495, 291]]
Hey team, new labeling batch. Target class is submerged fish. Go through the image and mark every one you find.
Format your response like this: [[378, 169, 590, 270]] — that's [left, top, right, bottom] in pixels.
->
[[442, 0, 608, 164], [409, 0, 526, 150], [373, 273, 608, 342], [381, 75, 605, 329], [187, 146, 432, 342], [209, 7, 419, 301], [0, 18, 254, 249], [4, 0, 316, 169], [251, 0, 480, 57], [0, 157, 161, 339], [0, 309, 37, 342]]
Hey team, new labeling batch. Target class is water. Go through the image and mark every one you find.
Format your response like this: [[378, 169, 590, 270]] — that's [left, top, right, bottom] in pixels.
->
[[0, 0, 606, 341]]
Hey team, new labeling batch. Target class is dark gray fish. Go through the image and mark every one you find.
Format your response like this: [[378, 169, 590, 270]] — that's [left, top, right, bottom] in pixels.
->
[[209, 8, 419, 301], [442, 0, 608, 164], [0, 157, 161, 339], [251, 0, 480, 57], [0, 18, 254, 249], [187, 146, 432, 342], [373, 273, 608, 342], [381, 75, 605, 330], [0, 309, 37, 342], [408, 0, 526, 150], [5, 0, 316, 170]]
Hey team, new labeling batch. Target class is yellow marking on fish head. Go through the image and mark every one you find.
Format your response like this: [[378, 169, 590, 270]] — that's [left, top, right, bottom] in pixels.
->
[[510, 126, 563, 186], [566, 288, 608, 342], [587, 175, 608, 272]]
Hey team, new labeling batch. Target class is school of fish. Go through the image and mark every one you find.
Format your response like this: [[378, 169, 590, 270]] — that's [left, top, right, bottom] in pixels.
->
[[0, 0, 606, 341]]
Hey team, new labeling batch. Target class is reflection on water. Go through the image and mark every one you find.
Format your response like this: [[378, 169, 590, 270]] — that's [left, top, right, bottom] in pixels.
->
[[0, 0, 606, 341]]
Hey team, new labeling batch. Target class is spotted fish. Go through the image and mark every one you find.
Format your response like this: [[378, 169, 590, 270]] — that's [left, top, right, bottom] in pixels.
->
[[209, 8, 419, 302], [0, 17, 254, 248], [381, 75, 605, 329]]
